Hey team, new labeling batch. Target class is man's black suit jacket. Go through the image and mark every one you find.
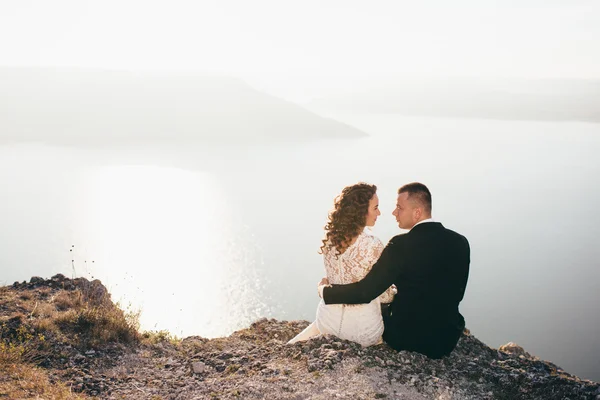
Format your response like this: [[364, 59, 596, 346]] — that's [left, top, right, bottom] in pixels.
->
[[323, 222, 470, 358]]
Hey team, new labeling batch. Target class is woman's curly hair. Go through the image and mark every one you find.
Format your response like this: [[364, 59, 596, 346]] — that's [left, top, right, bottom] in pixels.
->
[[319, 183, 377, 257]]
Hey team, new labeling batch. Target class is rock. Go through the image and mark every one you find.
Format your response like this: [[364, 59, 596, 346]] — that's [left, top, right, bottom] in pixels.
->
[[499, 342, 529, 357], [73, 354, 86, 363], [51, 273, 67, 282], [73, 278, 111, 306], [192, 361, 206, 374], [29, 276, 45, 285]]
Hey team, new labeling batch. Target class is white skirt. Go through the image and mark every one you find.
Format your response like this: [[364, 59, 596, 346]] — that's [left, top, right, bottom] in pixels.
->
[[315, 298, 384, 347]]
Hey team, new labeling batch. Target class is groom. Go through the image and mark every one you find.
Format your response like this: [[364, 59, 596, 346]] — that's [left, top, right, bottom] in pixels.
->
[[319, 182, 470, 358]]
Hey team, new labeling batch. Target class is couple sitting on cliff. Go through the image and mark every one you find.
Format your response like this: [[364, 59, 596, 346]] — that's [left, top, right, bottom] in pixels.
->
[[288, 182, 471, 359]]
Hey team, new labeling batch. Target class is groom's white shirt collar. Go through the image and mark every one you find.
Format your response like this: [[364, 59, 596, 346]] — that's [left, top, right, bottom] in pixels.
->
[[410, 218, 435, 230]]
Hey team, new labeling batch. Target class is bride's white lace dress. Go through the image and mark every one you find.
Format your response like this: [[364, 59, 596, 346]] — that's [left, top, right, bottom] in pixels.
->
[[289, 228, 395, 347]]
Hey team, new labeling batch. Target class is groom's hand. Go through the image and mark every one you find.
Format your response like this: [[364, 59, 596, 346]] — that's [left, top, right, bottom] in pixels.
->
[[317, 277, 330, 298]]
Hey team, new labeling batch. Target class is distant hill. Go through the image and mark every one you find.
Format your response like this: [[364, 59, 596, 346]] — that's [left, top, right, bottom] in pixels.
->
[[307, 78, 600, 123], [0, 67, 366, 145]]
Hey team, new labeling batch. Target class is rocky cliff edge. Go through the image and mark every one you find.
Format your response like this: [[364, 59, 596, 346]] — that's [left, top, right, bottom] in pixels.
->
[[1, 275, 598, 400]]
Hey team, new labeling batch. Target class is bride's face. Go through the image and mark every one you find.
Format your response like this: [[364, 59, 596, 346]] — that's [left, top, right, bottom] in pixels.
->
[[365, 193, 381, 227]]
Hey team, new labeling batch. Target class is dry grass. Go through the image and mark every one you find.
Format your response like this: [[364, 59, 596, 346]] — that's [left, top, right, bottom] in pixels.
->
[[32, 301, 58, 319], [0, 279, 142, 398], [53, 304, 140, 348], [142, 329, 181, 346], [0, 362, 87, 399], [19, 292, 33, 301], [54, 291, 84, 311], [1, 284, 141, 351], [33, 316, 57, 334], [37, 286, 53, 300], [0, 316, 50, 365]]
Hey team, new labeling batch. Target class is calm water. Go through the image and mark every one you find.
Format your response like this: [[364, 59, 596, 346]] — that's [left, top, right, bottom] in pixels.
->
[[1, 114, 599, 381]]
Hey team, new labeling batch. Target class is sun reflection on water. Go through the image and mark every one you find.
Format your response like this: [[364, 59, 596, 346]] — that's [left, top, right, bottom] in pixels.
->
[[79, 165, 267, 338]]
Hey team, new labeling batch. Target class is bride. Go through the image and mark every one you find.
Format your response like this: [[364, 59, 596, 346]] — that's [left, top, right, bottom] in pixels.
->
[[288, 183, 395, 346]]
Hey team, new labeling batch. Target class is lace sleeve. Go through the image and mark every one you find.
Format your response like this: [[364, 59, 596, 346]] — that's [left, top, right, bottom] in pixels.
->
[[367, 237, 396, 304], [324, 231, 399, 297]]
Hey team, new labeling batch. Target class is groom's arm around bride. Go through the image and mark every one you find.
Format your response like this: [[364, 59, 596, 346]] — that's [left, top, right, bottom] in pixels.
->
[[320, 183, 470, 359]]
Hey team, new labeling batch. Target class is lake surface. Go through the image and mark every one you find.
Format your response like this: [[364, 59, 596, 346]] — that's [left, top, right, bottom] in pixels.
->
[[1, 114, 599, 381]]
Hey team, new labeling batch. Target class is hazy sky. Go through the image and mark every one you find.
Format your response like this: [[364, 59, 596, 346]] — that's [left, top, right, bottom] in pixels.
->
[[1, 0, 599, 100]]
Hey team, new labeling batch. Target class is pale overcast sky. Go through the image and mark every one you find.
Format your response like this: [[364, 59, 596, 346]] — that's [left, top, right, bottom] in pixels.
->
[[1, 0, 599, 99]]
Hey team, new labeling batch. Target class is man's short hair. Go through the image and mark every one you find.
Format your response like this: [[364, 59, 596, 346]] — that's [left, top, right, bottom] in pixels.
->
[[398, 182, 432, 214]]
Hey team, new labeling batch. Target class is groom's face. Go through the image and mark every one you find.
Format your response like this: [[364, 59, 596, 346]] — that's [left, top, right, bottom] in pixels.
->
[[392, 192, 416, 229]]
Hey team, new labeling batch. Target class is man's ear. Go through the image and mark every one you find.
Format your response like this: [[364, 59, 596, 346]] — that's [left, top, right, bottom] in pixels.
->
[[413, 207, 422, 221]]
